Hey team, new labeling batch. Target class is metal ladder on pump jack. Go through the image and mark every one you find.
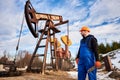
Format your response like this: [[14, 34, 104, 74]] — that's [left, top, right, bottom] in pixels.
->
[[26, 20, 61, 74], [24, 0, 69, 74], [42, 20, 61, 71], [49, 29, 59, 71]]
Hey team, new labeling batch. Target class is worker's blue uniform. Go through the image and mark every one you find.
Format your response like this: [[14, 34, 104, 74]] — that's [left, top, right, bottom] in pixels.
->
[[78, 36, 97, 80]]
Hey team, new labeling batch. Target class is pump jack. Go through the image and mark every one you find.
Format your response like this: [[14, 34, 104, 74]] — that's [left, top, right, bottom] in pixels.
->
[[24, 0, 68, 74]]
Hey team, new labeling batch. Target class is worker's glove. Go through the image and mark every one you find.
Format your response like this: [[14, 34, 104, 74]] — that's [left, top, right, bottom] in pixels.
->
[[76, 58, 79, 65], [95, 61, 101, 68]]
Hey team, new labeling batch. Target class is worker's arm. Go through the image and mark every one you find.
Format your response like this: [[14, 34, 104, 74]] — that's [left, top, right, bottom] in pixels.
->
[[75, 47, 80, 64], [91, 37, 102, 68], [91, 38, 99, 61], [76, 47, 80, 59]]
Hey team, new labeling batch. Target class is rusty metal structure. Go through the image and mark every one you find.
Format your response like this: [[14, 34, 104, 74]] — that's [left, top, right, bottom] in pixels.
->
[[0, 55, 23, 77], [24, 0, 68, 74], [104, 55, 113, 71]]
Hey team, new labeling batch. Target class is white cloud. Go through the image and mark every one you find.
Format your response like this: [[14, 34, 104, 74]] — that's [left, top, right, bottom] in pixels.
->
[[68, 0, 120, 43], [87, 0, 120, 25], [0, 0, 25, 40], [91, 23, 120, 43]]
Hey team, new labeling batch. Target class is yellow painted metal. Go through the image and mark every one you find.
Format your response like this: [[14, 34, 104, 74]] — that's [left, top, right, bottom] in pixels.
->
[[50, 38, 61, 47], [61, 35, 72, 46]]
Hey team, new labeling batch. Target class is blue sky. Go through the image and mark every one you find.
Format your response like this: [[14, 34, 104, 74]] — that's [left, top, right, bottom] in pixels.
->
[[0, 0, 120, 58]]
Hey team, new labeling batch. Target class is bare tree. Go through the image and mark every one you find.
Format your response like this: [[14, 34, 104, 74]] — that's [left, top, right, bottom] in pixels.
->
[[0, 50, 8, 64], [16, 50, 42, 68]]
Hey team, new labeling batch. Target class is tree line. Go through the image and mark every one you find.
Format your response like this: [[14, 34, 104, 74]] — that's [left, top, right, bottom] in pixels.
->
[[0, 50, 74, 70], [0, 41, 119, 69], [98, 41, 120, 54], [0, 50, 42, 68]]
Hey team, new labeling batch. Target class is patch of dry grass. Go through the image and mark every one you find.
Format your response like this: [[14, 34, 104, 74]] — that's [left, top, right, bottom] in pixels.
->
[[0, 70, 76, 80]]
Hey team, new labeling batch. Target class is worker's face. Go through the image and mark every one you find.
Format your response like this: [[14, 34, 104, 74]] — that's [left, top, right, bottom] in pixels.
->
[[80, 30, 89, 37]]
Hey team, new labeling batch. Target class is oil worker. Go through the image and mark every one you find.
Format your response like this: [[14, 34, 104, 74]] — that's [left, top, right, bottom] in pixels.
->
[[76, 26, 101, 80]]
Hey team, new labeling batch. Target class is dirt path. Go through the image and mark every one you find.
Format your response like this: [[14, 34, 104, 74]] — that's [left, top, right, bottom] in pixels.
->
[[0, 71, 76, 80]]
